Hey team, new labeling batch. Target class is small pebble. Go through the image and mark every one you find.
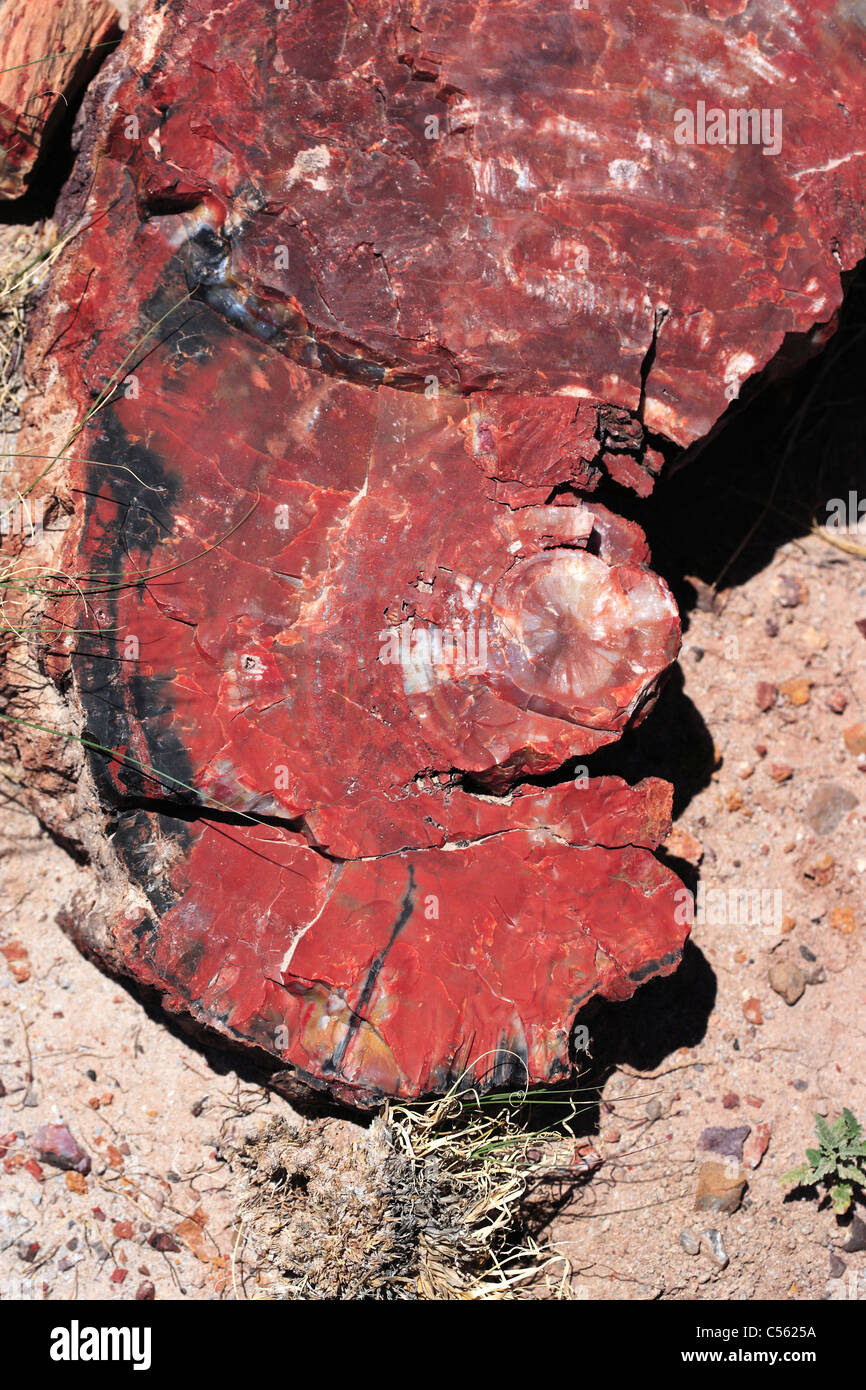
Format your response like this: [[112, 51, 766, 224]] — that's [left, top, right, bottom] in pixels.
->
[[843, 1216, 866, 1254], [148, 1232, 180, 1253], [756, 681, 777, 711], [743, 1121, 772, 1170], [664, 826, 704, 864], [31, 1124, 91, 1175], [694, 1161, 746, 1214], [702, 1228, 730, 1268], [780, 676, 812, 707], [769, 763, 793, 783], [804, 783, 858, 836], [830, 905, 856, 935], [742, 997, 763, 1026], [804, 852, 835, 885], [843, 723, 866, 757], [697, 1125, 751, 1162], [769, 960, 806, 1005], [773, 573, 808, 608], [679, 1230, 701, 1256]]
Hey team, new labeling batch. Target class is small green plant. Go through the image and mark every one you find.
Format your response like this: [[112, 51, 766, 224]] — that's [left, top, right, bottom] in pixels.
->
[[783, 1109, 866, 1215]]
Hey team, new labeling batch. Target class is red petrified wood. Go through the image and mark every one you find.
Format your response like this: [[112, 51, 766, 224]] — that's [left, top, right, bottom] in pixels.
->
[[31, 0, 866, 1105], [0, 0, 119, 200]]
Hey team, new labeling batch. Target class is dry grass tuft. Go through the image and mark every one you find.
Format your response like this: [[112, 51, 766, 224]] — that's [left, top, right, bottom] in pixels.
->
[[810, 520, 866, 559], [0, 222, 59, 440], [227, 1080, 576, 1301]]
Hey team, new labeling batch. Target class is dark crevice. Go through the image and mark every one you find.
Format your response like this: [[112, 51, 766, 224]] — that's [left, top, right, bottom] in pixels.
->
[[543, 255, 866, 834], [636, 305, 668, 425], [451, 665, 715, 820], [104, 789, 307, 835], [640, 252, 866, 603], [326, 864, 416, 1074], [0, 30, 123, 226]]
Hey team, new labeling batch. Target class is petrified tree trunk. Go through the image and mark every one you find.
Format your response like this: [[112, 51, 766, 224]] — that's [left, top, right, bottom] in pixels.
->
[[0, 0, 120, 200], [11, 0, 866, 1106]]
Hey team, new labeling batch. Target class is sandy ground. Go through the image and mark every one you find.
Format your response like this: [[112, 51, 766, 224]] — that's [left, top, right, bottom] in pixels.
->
[[543, 530, 866, 1300], [0, 815, 295, 1301]]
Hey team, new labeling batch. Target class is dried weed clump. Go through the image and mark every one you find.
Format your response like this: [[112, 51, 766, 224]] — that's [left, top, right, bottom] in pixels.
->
[[0, 224, 45, 438], [228, 1085, 575, 1301]]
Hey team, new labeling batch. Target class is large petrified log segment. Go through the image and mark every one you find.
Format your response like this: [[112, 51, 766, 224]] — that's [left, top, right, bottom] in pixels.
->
[[103, 783, 685, 1106], [61, 271, 679, 836], [37, 161, 683, 1104], [0, 0, 120, 200], [26, 0, 866, 1105], [98, 0, 866, 454]]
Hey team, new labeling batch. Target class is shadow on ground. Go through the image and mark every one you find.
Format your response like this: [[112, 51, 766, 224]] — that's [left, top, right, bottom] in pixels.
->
[[600, 255, 866, 622], [518, 265, 866, 1227]]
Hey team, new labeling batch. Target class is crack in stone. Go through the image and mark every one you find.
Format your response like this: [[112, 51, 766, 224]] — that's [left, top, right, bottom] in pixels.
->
[[326, 862, 417, 1075]]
